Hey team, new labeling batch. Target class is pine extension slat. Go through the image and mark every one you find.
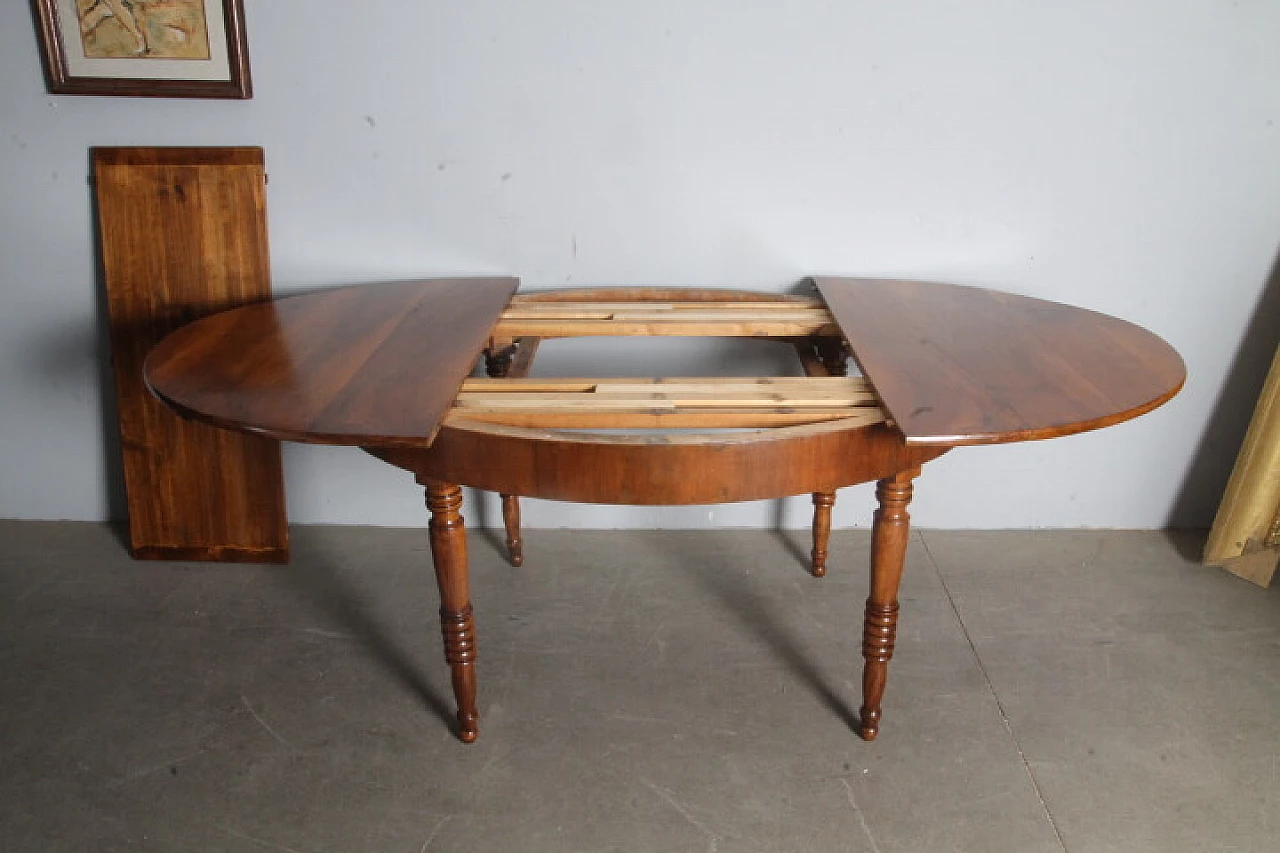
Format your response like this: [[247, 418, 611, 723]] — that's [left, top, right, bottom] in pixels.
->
[[448, 375, 886, 429], [492, 300, 839, 338]]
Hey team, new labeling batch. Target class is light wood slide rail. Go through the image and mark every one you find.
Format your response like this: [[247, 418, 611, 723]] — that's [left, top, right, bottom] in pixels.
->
[[492, 298, 840, 339], [447, 376, 887, 429]]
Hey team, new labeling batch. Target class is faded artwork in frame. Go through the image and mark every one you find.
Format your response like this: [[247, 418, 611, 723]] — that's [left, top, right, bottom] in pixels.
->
[[31, 0, 251, 98]]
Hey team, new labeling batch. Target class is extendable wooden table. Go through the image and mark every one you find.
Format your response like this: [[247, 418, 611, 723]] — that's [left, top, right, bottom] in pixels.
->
[[144, 277, 1184, 743]]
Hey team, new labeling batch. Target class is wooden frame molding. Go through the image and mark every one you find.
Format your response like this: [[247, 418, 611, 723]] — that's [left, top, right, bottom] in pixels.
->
[[1205, 345, 1280, 587], [32, 0, 253, 99]]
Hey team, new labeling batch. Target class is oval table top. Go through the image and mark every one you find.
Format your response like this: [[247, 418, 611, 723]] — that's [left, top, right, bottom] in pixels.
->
[[144, 276, 1185, 450]]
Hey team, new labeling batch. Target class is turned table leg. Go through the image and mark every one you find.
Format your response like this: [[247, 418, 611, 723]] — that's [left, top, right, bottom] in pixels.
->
[[501, 494, 524, 567], [485, 343, 525, 568], [425, 482, 480, 743], [858, 467, 917, 741], [484, 342, 516, 379], [809, 337, 847, 578], [810, 491, 835, 577]]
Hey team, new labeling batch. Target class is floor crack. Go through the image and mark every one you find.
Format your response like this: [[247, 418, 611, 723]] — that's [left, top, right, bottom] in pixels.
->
[[918, 532, 1070, 853], [241, 695, 296, 749], [840, 777, 884, 853]]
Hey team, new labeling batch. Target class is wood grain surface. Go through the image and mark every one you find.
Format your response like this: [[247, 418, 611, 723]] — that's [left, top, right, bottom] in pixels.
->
[[448, 375, 886, 429], [492, 300, 839, 338], [93, 146, 287, 562], [813, 277, 1186, 446], [146, 278, 519, 447]]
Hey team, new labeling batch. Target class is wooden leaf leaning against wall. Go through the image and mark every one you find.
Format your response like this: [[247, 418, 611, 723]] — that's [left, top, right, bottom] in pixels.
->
[[93, 147, 288, 562]]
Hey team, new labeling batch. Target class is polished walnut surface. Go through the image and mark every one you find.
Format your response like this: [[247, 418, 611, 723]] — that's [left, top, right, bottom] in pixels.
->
[[147, 277, 1184, 451], [94, 146, 287, 563], [145, 278, 518, 447], [814, 276, 1186, 446]]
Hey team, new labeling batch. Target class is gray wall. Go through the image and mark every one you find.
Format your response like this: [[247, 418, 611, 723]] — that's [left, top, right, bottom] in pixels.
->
[[2, 1, 1278, 529]]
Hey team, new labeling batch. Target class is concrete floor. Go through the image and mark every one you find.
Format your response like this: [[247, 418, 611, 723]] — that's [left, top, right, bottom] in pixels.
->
[[2, 522, 1278, 852]]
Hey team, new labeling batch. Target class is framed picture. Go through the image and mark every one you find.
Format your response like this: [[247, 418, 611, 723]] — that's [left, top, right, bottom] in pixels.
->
[[31, 0, 251, 98]]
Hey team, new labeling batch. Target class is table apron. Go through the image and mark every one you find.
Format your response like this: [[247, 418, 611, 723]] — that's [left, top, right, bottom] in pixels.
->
[[365, 424, 947, 505]]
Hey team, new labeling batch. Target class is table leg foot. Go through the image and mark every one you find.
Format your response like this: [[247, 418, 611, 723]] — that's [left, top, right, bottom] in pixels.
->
[[857, 469, 915, 741], [811, 491, 835, 577], [501, 494, 523, 567], [441, 606, 480, 743], [857, 600, 899, 741], [427, 482, 480, 744]]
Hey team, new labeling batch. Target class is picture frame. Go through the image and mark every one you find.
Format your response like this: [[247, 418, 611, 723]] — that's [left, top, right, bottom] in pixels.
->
[[31, 0, 251, 99]]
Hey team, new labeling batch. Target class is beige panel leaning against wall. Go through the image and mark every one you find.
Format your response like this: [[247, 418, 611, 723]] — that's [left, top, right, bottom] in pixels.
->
[[1205, 345, 1280, 587]]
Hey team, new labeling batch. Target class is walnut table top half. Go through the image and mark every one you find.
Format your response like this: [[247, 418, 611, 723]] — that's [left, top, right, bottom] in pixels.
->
[[145, 277, 1185, 744]]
